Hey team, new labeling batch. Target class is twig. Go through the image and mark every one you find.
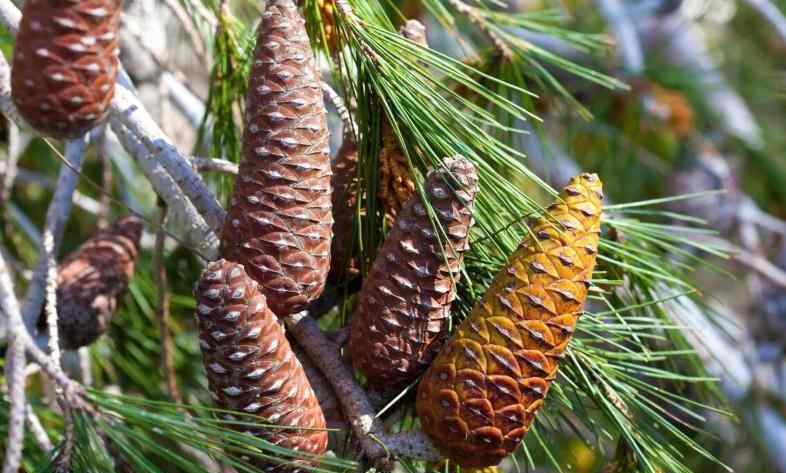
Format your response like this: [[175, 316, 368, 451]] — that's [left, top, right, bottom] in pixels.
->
[[163, 72, 208, 131], [109, 84, 226, 232], [96, 127, 113, 229], [153, 203, 182, 403], [594, 0, 644, 74], [42, 231, 62, 367], [21, 137, 88, 332], [109, 125, 218, 258], [54, 395, 76, 472], [444, 0, 513, 61], [26, 404, 54, 454], [322, 82, 357, 138], [283, 311, 441, 468], [740, 0, 786, 47], [0, 122, 24, 203], [162, 0, 209, 61], [190, 157, 239, 175], [2, 323, 26, 473], [0, 0, 225, 238], [78, 347, 93, 386]]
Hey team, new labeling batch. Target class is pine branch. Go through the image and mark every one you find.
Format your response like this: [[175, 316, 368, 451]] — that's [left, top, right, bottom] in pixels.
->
[[594, 0, 644, 74], [110, 125, 219, 258], [283, 310, 441, 467], [740, 0, 786, 47], [153, 204, 182, 404], [190, 157, 239, 175], [445, 0, 514, 60], [21, 138, 88, 333], [25, 404, 54, 454], [0, 0, 222, 258], [2, 319, 26, 473], [108, 83, 225, 231], [162, 0, 209, 62]]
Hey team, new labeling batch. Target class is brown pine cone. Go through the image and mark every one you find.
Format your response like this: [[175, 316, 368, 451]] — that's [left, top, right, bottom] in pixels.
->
[[221, 0, 332, 317], [194, 260, 327, 472], [378, 20, 428, 223], [349, 157, 478, 392], [328, 137, 359, 282], [11, 0, 122, 139], [41, 216, 143, 350], [416, 174, 603, 468]]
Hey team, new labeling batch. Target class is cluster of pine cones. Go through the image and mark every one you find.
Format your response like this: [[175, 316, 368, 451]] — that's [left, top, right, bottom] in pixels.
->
[[12, 0, 604, 471]]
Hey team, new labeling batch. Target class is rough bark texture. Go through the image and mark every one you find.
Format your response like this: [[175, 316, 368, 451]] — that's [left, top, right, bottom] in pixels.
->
[[416, 173, 603, 468], [194, 260, 327, 472], [349, 157, 478, 392], [40, 216, 142, 350], [221, 0, 332, 317], [11, 0, 122, 139], [328, 137, 359, 282], [377, 20, 427, 223]]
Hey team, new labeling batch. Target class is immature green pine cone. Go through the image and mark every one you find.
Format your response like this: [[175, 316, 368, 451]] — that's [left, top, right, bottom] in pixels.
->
[[195, 260, 327, 472], [416, 173, 603, 468], [11, 0, 122, 139], [39, 216, 142, 350], [349, 156, 478, 392], [221, 0, 332, 316]]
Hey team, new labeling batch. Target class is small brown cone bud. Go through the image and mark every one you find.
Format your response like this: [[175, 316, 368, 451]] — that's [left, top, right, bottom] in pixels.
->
[[328, 137, 359, 282], [416, 173, 603, 468], [349, 157, 478, 392], [221, 0, 332, 317], [43, 216, 142, 350], [194, 260, 327, 472], [11, 0, 122, 139], [377, 20, 428, 223]]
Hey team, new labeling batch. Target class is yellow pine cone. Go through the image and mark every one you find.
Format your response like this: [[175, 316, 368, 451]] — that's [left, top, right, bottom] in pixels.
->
[[377, 20, 428, 223], [416, 173, 604, 468], [378, 124, 416, 223]]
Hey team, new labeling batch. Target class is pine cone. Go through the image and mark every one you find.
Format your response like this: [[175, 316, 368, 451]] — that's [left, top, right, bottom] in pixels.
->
[[221, 0, 332, 317], [349, 157, 478, 392], [42, 216, 143, 350], [11, 0, 122, 139], [416, 173, 603, 468], [378, 21, 428, 223], [194, 260, 327, 472], [328, 137, 360, 282]]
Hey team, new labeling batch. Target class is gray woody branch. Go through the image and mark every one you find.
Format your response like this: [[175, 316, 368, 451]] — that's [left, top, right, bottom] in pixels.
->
[[0, 0, 223, 259], [284, 311, 441, 468]]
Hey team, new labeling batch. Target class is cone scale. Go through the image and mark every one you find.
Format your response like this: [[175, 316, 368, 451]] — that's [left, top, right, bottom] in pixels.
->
[[11, 0, 122, 139], [43, 216, 142, 350], [416, 173, 603, 468], [221, 0, 332, 316], [194, 260, 327, 472], [349, 157, 478, 392]]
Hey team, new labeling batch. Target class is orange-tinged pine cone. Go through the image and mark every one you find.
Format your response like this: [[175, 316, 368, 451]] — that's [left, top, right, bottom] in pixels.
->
[[221, 0, 332, 317], [349, 157, 478, 392], [195, 260, 327, 472], [416, 173, 603, 468], [378, 21, 428, 223], [328, 137, 359, 282], [650, 84, 694, 138], [11, 0, 122, 139], [316, 0, 339, 52], [39, 216, 142, 350]]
